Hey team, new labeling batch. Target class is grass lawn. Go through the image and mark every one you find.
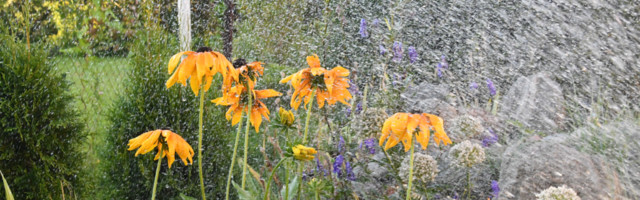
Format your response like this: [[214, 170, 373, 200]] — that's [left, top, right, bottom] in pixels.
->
[[53, 56, 130, 197]]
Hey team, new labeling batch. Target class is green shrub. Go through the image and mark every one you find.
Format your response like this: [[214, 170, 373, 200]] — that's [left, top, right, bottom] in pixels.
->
[[100, 29, 234, 199], [0, 35, 85, 199]]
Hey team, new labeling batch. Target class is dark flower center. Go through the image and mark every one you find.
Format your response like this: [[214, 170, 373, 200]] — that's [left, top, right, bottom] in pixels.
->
[[409, 109, 422, 114], [233, 58, 247, 69], [196, 46, 212, 53]]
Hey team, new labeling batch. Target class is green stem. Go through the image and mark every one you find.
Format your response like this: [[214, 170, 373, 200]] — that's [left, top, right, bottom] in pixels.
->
[[198, 89, 207, 200], [302, 89, 316, 145], [151, 153, 162, 200], [297, 89, 316, 200], [263, 158, 289, 200], [465, 167, 471, 199], [284, 129, 290, 200], [241, 88, 254, 189], [224, 115, 244, 200], [405, 142, 415, 200], [314, 187, 320, 200]]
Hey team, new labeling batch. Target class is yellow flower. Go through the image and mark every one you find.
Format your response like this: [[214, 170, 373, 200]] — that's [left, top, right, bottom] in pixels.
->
[[127, 129, 195, 168], [277, 107, 295, 127], [379, 112, 452, 152], [166, 47, 236, 96], [280, 54, 352, 110], [292, 144, 317, 161], [212, 85, 282, 132]]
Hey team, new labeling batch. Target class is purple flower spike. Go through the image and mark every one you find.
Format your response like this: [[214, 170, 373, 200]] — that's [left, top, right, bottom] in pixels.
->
[[440, 55, 449, 69], [345, 108, 352, 118], [355, 102, 363, 115], [359, 19, 368, 38], [379, 44, 386, 56], [470, 82, 479, 90], [437, 63, 443, 78], [393, 41, 403, 62], [482, 128, 499, 147], [491, 180, 500, 198], [408, 46, 418, 63], [346, 161, 356, 181], [316, 157, 327, 176], [486, 78, 497, 96], [333, 155, 344, 176]]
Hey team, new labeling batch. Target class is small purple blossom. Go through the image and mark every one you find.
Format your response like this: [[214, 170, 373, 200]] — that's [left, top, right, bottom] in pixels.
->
[[359, 19, 368, 38], [333, 155, 344, 176], [486, 78, 497, 96], [345, 161, 356, 181], [315, 157, 327, 176], [338, 135, 346, 153], [491, 180, 500, 198], [355, 102, 363, 115], [345, 108, 352, 117], [393, 41, 403, 62], [372, 19, 380, 27], [348, 80, 360, 96], [470, 82, 479, 90], [440, 55, 449, 69], [379, 44, 386, 55], [364, 138, 376, 154], [437, 63, 443, 78], [482, 128, 499, 147], [408, 46, 418, 63]]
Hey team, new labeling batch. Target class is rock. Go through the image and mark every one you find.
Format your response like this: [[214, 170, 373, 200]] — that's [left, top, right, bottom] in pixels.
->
[[499, 72, 566, 133], [497, 122, 640, 200]]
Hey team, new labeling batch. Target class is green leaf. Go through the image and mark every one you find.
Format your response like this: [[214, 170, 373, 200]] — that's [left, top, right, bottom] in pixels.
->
[[232, 181, 256, 200], [1, 170, 14, 200], [179, 193, 197, 200], [279, 176, 299, 200]]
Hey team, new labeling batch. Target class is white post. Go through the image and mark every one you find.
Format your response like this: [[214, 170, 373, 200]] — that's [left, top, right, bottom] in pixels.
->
[[177, 0, 191, 51]]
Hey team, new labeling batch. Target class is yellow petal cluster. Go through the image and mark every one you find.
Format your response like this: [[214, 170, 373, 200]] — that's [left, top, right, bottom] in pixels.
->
[[212, 84, 282, 132], [166, 48, 235, 96], [292, 144, 317, 161], [127, 129, 195, 168], [379, 113, 452, 152], [277, 107, 295, 127], [280, 54, 353, 110]]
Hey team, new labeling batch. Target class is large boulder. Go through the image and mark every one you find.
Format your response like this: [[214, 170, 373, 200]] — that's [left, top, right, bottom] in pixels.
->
[[498, 121, 640, 199], [499, 72, 566, 133]]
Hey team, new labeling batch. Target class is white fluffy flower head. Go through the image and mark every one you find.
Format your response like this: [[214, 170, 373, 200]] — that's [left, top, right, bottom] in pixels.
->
[[449, 140, 485, 168], [399, 153, 439, 183], [535, 185, 580, 200]]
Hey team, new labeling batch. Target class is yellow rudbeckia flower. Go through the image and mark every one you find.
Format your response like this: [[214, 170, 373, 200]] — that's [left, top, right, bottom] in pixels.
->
[[280, 54, 353, 110], [379, 112, 452, 152], [212, 84, 282, 132], [127, 129, 195, 168], [166, 47, 237, 96], [292, 144, 317, 161]]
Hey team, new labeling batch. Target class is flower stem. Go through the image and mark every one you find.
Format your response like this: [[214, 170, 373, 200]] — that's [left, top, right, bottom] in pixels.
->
[[151, 153, 162, 200], [297, 89, 316, 200], [302, 89, 316, 145], [284, 129, 290, 200], [224, 115, 244, 200], [198, 89, 207, 200], [264, 158, 289, 200], [405, 142, 415, 200], [241, 88, 254, 189], [465, 167, 471, 199]]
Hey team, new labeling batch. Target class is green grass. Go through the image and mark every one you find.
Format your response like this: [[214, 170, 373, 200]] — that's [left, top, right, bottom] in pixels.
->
[[53, 56, 130, 197]]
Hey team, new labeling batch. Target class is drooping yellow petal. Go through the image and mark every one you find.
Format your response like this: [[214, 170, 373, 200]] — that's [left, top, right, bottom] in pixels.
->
[[135, 130, 162, 156], [250, 107, 262, 132], [165, 68, 180, 89], [189, 69, 201, 96], [307, 54, 321, 69], [178, 56, 197, 85], [231, 106, 244, 125], [168, 51, 186, 74], [255, 89, 282, 99], [128, 131, 153, 151], [196, 52, 214, 82]]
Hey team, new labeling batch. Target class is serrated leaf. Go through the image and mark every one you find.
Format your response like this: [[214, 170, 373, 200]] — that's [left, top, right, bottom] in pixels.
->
[[1, 170, 14, 200], [280, 176, 299, 200]]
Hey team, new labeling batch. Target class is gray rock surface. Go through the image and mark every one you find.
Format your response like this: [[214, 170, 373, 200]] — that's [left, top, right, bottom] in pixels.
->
[[498, 121, 640, 199], [500, 72, 566, 133]]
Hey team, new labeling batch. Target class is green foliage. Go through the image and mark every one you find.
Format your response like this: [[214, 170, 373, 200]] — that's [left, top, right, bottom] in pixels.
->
[[0, 35, 85, 199], [100, 29, 233, 199]]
